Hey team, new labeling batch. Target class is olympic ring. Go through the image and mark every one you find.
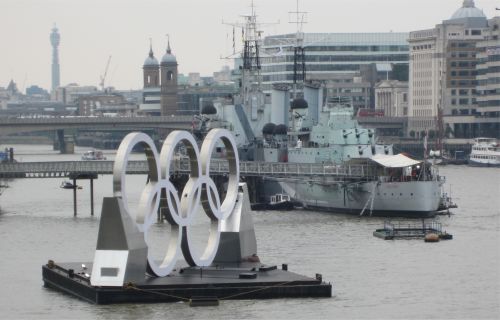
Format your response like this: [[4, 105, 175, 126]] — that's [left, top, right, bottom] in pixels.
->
[[112, 129, 239, 277]]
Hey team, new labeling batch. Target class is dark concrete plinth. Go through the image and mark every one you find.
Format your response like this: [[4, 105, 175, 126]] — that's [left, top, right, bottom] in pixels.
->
[[42, 262, 332, 304]]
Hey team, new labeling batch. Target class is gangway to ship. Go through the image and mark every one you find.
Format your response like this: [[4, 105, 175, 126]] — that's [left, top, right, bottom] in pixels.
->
[[0, 160, 379, 183]]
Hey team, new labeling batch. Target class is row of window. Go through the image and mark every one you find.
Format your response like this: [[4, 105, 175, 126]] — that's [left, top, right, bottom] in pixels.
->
[[477, 100, 500, 107], [450, 42, 476, 48], [477, 55, 500, 63], [476, 66, 500, 75], [471, 155, 498, 160], [451, 89, 476, 96], [449, 61, 477, 68], [412, 44, 433, 51], [451, 98, 476, 105], [449, 80, 476, 86], [450, 109, 476, 116], [262, 64, 372, 73], [261, 54, 409, 64], [450, 52, 476, 58], [298, 45, 409, 52], [450, 70, 478, 77], [477, 77, 500, 86]]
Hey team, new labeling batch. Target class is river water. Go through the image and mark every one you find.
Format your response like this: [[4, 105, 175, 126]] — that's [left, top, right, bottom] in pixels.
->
[[0, 144, 499, 319]]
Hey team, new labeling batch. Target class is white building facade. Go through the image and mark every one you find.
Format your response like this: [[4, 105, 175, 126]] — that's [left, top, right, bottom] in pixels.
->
[[375, 80, 408, 117], [408, 0, 498, 138]]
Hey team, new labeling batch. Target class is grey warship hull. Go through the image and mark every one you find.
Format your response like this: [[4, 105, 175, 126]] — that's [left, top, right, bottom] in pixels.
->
[[273, 179, 443, 218]]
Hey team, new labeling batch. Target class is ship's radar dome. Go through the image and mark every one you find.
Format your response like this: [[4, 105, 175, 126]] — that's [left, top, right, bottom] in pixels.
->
[[291, 98, 308, 109], [201, 104, 217, 115], [273, 124, 287, 135], [262, 123, 276, 135], [450, 0, 486, 20]]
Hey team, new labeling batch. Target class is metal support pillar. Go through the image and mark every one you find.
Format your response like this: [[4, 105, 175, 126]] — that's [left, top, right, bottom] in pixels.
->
[[90, 178, 94, 216], [73, 178, 77, 216]]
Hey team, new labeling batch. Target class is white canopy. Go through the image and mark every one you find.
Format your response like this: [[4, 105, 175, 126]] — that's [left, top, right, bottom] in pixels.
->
[[370, 154, 422, 168]]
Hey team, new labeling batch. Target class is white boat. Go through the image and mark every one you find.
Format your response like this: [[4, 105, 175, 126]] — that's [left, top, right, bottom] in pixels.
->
[[468, 138, 500, 167], [81, 150, 106, 161], [250, 193, 296, 211], [60, 181, 82, 189]]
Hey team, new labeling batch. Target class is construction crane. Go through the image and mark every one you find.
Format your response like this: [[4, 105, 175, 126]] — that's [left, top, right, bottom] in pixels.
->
[[99, 55, 112, 91]]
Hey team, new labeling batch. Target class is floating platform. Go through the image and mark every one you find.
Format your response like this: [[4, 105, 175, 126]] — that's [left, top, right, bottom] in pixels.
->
[[373, 220, 453, 241], [42, 261, 332, 305]]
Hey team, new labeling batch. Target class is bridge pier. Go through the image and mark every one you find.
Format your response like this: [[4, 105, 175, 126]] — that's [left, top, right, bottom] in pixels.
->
[[54, 130, 75, 154]]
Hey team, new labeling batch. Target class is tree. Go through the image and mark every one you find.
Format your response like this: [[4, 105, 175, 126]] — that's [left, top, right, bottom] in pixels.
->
[[409, 130, 415, 138], [428, 130, 436, 139]]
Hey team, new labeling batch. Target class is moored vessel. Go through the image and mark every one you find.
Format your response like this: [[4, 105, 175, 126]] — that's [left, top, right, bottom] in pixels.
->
[[468, 137, 500, 167], [81, 150, 106, 161]]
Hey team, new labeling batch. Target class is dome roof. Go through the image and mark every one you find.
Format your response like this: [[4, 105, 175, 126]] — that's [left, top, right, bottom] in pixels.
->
[[144, 56, 159, 66], [450, 0, 486, 20], [161, 41, 177, 64], [144, 43, 159, 66], [161, 52, 177, 64]]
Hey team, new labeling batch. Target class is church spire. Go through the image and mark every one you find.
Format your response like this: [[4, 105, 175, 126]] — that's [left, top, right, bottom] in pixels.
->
[[166, 34, 172, 54], [149, 38, 154, 58]]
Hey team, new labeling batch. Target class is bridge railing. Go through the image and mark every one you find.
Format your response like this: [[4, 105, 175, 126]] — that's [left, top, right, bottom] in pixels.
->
[[0, 159, 379, 179], [0, 115, 193, 125]]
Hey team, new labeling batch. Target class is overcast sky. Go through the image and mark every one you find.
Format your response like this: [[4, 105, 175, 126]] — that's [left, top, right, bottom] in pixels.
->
[[1, 0, 498, 91]]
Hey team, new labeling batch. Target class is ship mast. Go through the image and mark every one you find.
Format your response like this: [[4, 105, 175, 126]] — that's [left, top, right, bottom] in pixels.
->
[[223, 1, 267, 104], [289, 0, 307, 98]]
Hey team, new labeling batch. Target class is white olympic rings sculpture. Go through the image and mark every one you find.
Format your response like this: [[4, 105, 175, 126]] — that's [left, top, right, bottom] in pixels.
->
[[113, 129, 239, 277]]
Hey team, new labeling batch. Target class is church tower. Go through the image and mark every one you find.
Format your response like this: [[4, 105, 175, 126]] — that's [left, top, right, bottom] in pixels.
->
[[143, 41, 159, 88], [160, 39, 178, 115]]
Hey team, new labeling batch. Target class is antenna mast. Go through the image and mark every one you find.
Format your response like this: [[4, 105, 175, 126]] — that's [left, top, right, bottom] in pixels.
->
[[223, 1, 277, 103], [289, 0, 307, 97]]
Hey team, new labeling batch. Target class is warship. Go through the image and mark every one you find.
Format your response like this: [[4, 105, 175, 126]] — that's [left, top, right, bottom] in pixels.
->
[[194, 3, 447, 217]]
